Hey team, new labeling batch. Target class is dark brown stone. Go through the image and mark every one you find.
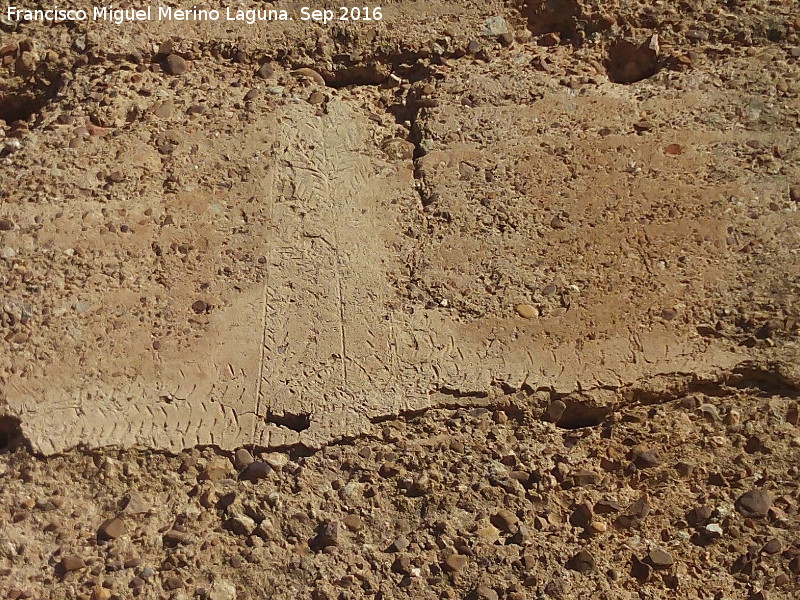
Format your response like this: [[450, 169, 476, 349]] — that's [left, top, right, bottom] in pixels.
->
[[687, 505, 713, 525], [314, 521, 339, 548], [569, 502, 593, 529], [763, 538, 782, 555], [162, 530, 191, 545], [634, 449, 662, 469], [233, 448, 254, 470], [256, 63, 274, 79], [735, 490, 771, 518], [788, 556, 800, 575], [343, 514, 363, 532], [97, 517, 125, 541], [594, 499, 622, 514], [490, 509, 518, 533], [60, 555, 85, 572], [645, 547, 674, 569], [163, 575, 183, 590], [241, 460, 271, 481], [630, 556, 652, 583], [392, 555, 412, 574], [566, 550, 596, 573]]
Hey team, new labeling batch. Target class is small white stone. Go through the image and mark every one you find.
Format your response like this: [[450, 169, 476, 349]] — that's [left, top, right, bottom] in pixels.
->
[[209, 580, 237, 600], [4, 139, 21, 153], [264, 452, 289, 469]]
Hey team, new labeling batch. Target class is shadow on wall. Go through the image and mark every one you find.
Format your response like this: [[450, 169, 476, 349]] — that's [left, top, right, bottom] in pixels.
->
[[515, 1, 663, 84], [0, 415, 26, 453], [605, 36, 661, 84], [516, 0, 616, 42], [0, 53, 63, 125]]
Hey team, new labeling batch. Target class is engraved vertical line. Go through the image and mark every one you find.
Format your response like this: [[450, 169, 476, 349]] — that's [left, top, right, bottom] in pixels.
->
[[320, 112, 349, 386], [252, 155, 275, 448]]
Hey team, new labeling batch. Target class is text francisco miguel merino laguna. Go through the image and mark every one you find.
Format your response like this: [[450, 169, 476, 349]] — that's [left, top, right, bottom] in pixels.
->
[[5, 5, 307, 25]]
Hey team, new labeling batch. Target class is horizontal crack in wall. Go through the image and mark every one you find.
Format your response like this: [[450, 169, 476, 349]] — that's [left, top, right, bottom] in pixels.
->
[[2, 358, 797, 460]]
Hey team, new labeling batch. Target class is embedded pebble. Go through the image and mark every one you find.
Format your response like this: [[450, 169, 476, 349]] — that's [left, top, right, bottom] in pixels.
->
[[735, 490, 772, 518], [292, 67, 325, 86], [482, 16, 508, 37], [153, 101, 174, 119], [545, 399, 567, 422], [91, 586, 111, 600], [123, 492, 150, 515], [264, 453, 289, 470], [201, 457, 233, 481], [163, 575, 183, 590], [634, 449, 662, 469], [474, 585, 499, 600], [444, 552, 468, 572], [390, 535, 410, 552], [97, 517, 125, 540], [60, 555, 85, 571], [209, 580, 237, 600], [256, 63, 274, 79], [645, 547, 674, 569], [162, 54, 187, 75], [566, 550, 596, 573], [233, 448, 254, 470], [515, 303, 539, 319], [241, 461, 271, 481], [343, 514, 363, 531], [162, 530, 191, 545], [490, 509, 518, 533]]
